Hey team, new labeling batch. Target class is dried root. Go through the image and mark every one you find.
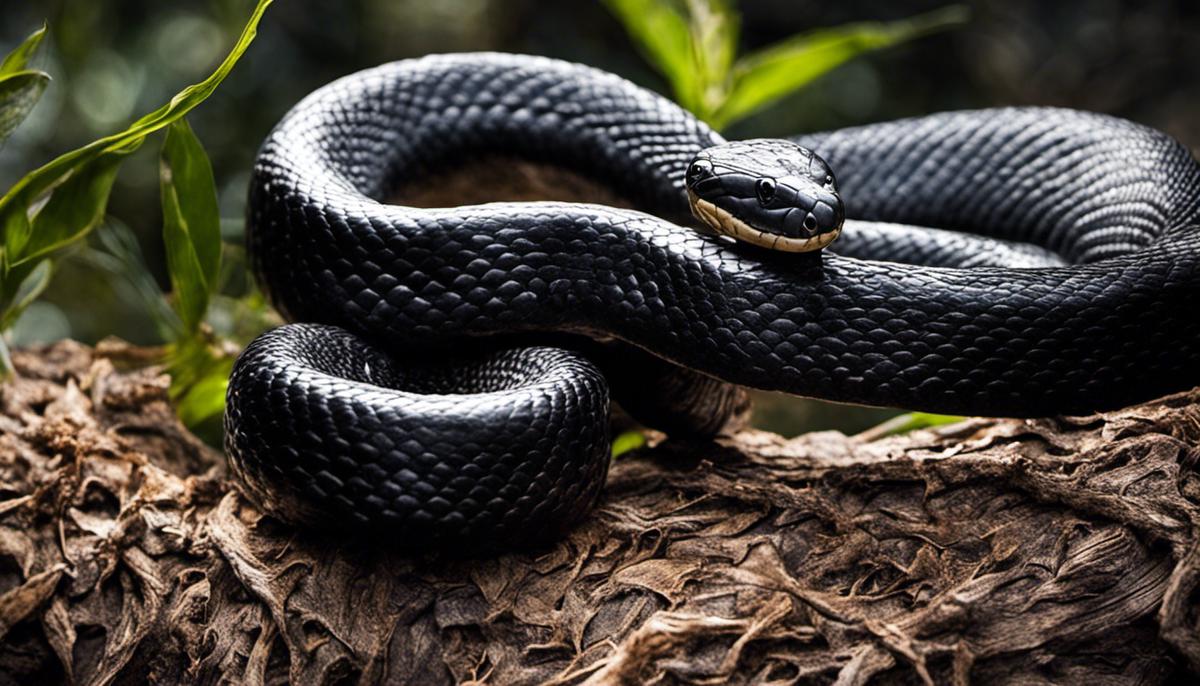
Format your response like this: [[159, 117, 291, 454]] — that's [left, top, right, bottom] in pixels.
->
[[0, 340, 1197, 684]]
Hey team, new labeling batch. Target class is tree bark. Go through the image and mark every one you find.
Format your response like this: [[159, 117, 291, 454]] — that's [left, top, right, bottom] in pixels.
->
[[0, 340, 1197, 685]]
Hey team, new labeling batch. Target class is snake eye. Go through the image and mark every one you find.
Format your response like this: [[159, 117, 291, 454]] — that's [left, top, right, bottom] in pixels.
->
[[756, 178, 776, 205], [687, 160, 712, 184]]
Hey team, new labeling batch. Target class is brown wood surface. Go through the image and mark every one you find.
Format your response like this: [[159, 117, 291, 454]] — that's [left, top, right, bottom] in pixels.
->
[[0, 340, 1197, 684]]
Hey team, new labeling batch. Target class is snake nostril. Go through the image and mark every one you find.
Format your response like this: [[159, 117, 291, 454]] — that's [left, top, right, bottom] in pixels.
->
[[803, 215, 817, 232]]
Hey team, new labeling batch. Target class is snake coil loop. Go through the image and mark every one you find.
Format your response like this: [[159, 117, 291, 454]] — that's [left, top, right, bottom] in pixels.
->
[[227, 53, 1200, 548]]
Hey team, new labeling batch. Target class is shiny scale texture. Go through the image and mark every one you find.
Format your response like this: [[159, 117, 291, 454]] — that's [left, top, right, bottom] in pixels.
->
[[228, 53, 1200, 544]]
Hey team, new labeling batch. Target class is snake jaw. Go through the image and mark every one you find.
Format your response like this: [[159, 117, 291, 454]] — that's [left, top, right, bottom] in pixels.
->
[[689, 191, 840, 253]]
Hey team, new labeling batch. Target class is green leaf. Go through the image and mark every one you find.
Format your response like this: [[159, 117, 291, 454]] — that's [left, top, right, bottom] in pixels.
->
[[863, 411, 965, 439], [603, 0, 702, 112], [711, 5, 968, 129], [0, 70, 50, 143], [161, 118, 221, 333], [0, 24, 50, 147], [175, 367, 231, 428], [7, 145, 138, 265], [85, 221, 181, 339], [0, 258, 52, 330], [0, 0, 272, 269], [0, 255, 53, 378], [0, 336, 11, 379], [167, 336, 235, 429], [611, 430, 647, 458], [0, 23, 47, 77], [683, 0, 739, 118]]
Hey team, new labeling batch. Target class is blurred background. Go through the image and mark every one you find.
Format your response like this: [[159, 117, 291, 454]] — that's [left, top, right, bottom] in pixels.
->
[[1, 0, 1198, 436]]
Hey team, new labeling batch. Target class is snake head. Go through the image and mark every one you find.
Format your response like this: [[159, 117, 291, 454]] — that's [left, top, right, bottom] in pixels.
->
[[685, 140, 844, 252]]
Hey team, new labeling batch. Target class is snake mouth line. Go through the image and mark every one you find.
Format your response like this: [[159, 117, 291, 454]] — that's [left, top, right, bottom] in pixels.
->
[[688, 192, 839, 253]]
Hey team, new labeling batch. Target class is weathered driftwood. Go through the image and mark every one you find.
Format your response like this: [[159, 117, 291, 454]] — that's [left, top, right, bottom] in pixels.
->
[[0, 340, 1198, 685]]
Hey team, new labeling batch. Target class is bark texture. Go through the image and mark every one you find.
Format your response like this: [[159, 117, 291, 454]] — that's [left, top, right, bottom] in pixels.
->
[[0, 340, 1198, 685]]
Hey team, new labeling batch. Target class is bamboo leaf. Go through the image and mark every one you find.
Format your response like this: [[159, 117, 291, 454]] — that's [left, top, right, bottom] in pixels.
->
[[603, 0, 702, 112], [0, 70, 50, 142], [9, 145, 138, 265], [175, 366, 231, 427], [611, 430, 647, 458], [0, 24, 50, 142], [0, 23, 47, 76], [85, 221, 181, 339], [0, 258, 51, 330], [0, 0, 272, 268], [711, 5, 968, 129], [0, 337, 10, 378], [860, 411, 965, 440], [0, 256, 52, 374], [161, 118, 221, 333], [168, 336, 235, 429], [683, 0, 738, 118]]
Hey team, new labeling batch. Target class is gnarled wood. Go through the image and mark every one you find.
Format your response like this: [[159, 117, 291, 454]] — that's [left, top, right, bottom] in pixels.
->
[[0, 340, 1197, 684]]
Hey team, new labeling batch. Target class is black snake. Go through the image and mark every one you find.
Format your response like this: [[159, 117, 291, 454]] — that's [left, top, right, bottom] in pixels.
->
[[225, 53, 1200, 546]]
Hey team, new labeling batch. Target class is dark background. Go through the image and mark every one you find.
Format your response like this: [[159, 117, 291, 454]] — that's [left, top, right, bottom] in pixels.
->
[[2, 0, 1197, 434]]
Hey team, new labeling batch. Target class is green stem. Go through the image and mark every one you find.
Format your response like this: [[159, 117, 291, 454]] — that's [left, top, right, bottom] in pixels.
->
[[0, 334, 13, 380]]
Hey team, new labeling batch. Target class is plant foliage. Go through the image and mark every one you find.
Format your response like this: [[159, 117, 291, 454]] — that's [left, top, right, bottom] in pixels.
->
[[0, 23, 49, 142], [604, 0, 967, 130], [0, 0, 273, 432], [611, 430, 648, 458], [161, 119, 223, 336]]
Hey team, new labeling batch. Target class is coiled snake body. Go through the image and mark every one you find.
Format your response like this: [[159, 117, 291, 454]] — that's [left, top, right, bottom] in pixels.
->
[[227, 53, 1200, 546]]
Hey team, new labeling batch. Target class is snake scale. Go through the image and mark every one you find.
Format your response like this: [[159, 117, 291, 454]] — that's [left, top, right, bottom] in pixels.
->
[[225, 53, 1200, 547]]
